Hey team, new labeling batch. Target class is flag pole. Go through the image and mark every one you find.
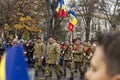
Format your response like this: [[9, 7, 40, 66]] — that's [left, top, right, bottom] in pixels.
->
[[72, 30, 74, 44], [71, 30, 75, 52]]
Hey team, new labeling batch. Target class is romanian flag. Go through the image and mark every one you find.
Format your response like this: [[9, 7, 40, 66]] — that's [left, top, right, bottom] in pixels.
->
[[0, 45, 29, 80], [68, 11, 77, 31], [61, 0, 66, 18], [55, 0, 66, 18], [55, 0, 61, 18]]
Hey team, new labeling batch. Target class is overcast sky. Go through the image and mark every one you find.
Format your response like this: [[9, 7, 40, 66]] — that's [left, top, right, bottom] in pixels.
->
[[64, 0, 69, 5]]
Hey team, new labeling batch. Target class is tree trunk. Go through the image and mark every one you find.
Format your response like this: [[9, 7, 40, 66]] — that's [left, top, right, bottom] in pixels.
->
[[85, 18, 91, 41], [18, 29, 24, 39], [85, 27, 90, 41]]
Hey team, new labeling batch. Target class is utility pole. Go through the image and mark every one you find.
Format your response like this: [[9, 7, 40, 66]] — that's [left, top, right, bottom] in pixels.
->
[[44, 0, 51, 56], [46, 0, 51, 41]]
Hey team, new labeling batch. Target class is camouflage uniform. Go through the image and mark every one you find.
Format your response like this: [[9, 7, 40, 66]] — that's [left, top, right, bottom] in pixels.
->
[[63, 45, 72, 76], [82, 46, 95, 72], [34, 42, 45, 75], [45, 41, 61, 79], [71, 45, 84, 76]]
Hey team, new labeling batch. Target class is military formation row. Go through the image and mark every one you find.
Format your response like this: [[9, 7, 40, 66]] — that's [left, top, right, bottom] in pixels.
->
[[34, 37, 96, 80]]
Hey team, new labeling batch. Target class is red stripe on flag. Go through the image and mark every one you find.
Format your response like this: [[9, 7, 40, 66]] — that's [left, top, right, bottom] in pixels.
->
[[57, 9, 61, 18], [68, 22, 74, 31], [62, 9, 66, 18]]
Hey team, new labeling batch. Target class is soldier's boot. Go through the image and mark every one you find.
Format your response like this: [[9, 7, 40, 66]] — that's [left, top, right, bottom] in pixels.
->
[[49, 71, 52, 77], [63, 70, 66, 76], [57, 75, 61, 80], [35, 70, 38, 76], [59, 70, 63, 76], [70, 74, 73, 80], [41, 65, 45, 73], [80, 72, 85, 80], [42, 67, 45, 74], [74, 68, 77, 73]]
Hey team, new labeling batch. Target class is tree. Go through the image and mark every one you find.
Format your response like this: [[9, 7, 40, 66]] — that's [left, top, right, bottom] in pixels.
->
[[99, 0, 120, 31], [0, 0, 18, 40], [75, 0, 99, 41], [0, 0, 48, 39], [45, 0, 67, 41]]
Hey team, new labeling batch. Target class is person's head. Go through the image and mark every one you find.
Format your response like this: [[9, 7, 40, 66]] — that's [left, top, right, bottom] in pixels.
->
[[37, 37, 41, 43], [48, 36, 55, 44], [75, 38, 81, 45], [86, 31, 120, 80], [65, 40, 70, 46], [29, 42, 33, 46], [87, 40, 92, 47]]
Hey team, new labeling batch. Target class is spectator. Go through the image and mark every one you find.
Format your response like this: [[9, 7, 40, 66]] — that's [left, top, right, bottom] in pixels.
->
[[0, 44, 4, 56], [27, 42, 34, 67], [86, 31, 120, 80]]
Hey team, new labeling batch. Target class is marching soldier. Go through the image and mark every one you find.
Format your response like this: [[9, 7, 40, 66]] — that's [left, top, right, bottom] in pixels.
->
[[45, 37, 61, 80], [62, 40, 72, 76], [71, 38, 84, 79], [82, 41, 95, 79], [34, 37, 45, 76]]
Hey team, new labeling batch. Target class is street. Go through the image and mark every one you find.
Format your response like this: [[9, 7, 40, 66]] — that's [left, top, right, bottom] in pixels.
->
[[28, 68, 81, 80]]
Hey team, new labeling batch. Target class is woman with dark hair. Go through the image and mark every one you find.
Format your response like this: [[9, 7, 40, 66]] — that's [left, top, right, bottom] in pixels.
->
[[27, 42, 34, 67], [86, 31, 120, 80], [0, 44, 4, 62]]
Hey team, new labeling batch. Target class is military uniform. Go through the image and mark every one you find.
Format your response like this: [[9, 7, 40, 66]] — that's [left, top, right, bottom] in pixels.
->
[[71, 44, 84, 77], [82, 45, 95, 73], [63, 45, 72, 76], [34, 42, 45, 75], [45, 41, 61, 79]]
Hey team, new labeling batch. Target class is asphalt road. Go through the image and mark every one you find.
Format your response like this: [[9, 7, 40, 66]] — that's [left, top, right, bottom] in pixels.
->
[[28, 68, 84, 80]]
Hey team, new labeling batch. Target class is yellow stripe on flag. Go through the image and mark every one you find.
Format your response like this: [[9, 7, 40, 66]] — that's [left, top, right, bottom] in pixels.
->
[[62, 4, 66, 11], [0, 54, 6, 80], [56, 3, 60, 13], [70, 14, 77, 25]]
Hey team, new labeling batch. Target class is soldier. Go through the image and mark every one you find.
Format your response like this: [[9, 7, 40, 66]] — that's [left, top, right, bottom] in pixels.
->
[[82, 40, 95, 79], [62, 40, 72, 76], [71, 38, 84, 79], [45, 37, 61, 80], [34, 37, 45, 76]]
